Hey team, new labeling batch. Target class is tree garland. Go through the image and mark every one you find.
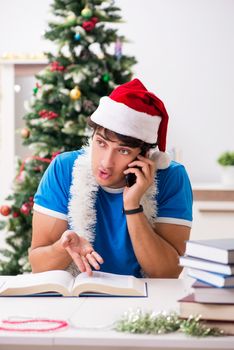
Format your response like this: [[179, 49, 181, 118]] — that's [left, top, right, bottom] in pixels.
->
[[115, 310, 225, 337]]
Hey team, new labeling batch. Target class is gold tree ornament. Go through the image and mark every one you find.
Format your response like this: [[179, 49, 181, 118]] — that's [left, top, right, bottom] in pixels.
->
[[21, 128, 30, 139], [81, 6, 93, 19], [70, 86, 81, 100]]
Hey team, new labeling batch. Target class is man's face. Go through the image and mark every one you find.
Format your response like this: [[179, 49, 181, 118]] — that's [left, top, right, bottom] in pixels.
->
[[91, 129, 141, 188]]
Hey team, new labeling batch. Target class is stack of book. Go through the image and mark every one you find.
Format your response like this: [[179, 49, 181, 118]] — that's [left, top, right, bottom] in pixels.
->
[[178, 238, 234, 334]]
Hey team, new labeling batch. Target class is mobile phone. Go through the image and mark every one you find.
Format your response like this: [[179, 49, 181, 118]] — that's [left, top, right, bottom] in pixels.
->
[[125, 150, 159, 187], [125, 153, 144, 187], [125, 172, 138, 187]]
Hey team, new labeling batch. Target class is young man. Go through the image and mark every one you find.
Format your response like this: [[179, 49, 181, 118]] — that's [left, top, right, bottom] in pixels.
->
[[29, 79, 192, 278]]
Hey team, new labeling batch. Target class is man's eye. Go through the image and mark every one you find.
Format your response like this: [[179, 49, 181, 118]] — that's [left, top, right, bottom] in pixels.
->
[[119, 149, 130, 155], [97, 140, 105, 147]]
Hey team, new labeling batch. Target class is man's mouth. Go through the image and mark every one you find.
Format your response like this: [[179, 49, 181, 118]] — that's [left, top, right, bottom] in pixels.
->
[[98, 169, 111, 180]]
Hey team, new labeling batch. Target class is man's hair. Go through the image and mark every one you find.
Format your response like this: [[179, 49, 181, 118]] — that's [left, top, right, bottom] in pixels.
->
[[87, 117, 156, 156]]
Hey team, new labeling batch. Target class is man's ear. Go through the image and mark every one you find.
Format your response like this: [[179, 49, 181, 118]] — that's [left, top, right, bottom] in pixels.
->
[[145, 150, 150, 158]]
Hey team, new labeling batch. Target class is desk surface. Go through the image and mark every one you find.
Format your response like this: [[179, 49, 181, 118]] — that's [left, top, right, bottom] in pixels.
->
[[0, 277, 233, 350]]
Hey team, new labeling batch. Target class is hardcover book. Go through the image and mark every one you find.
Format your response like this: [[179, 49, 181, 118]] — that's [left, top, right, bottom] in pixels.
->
[[188, 268, 234, 288], [179, 255, 234, 275], [0, 270, 147, 297], [184, 238, 234, 264], [178, 293, 234, 321], [192, 280, 234, 304]]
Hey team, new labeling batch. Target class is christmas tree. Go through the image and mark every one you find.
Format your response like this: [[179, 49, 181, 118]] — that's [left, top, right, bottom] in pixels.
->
[[0, 0, 136, 275]]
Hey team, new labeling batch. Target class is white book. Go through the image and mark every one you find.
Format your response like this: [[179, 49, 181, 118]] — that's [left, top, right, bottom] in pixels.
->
[[179, 256, 234, 275], [0, 270, 147, 297], [185, 238, 234, 264], [188, 268, 234, 288]]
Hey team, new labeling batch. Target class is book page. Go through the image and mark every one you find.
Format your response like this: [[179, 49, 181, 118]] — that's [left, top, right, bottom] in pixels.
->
[[0, 270, 74, 296], [75, 271, 132, 287], [73, 271, 146, 296]]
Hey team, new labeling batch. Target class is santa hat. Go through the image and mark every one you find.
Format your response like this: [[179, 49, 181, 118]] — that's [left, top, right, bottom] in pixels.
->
[[90, 79, 171, 169]]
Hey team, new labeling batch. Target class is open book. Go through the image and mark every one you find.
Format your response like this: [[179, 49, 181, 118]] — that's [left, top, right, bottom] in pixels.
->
[[0, 270, 147, 297]]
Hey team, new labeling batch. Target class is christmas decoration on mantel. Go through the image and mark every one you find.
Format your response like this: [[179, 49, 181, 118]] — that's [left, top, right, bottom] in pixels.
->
[[0, 53, 46, 61], [0, 0, 136, 274]]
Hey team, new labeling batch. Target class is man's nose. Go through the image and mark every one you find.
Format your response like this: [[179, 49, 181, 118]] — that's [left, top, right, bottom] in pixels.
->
[[101, 150, 115, 168]]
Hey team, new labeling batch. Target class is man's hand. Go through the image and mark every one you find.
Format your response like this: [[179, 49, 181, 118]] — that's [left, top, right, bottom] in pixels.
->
[[60, 230, 104, 276], [123, 154, 156, 209]]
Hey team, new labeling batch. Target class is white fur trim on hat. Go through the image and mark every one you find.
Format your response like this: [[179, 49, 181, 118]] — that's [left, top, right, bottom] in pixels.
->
[[90, 96, 161, 144], [150, 150, 171, 170]]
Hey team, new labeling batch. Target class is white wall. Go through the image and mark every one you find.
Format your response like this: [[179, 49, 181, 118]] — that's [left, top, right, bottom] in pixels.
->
[[0, 0, 234, 184]]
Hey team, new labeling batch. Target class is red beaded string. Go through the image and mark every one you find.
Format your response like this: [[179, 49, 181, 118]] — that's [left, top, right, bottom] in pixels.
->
[[0, 319, 69, 332]]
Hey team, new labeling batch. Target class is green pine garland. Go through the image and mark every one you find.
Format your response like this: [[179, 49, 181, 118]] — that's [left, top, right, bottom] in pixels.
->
[[115, 309, 225, 337]]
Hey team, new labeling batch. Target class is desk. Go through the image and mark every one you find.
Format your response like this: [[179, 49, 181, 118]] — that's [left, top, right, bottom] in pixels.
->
[[0, 278, 233, 350]]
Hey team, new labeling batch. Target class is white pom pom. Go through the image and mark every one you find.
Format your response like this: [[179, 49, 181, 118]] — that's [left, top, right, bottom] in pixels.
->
[[149, 151, 171, 170]]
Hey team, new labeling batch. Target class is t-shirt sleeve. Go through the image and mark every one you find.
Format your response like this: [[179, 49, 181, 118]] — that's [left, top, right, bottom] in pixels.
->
[[156, 162, 193, 227], [33, 153, 75, 220]]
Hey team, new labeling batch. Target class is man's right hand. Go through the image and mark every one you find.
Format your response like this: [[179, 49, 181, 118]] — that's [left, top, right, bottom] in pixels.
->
[[60, 230, 104, 276]]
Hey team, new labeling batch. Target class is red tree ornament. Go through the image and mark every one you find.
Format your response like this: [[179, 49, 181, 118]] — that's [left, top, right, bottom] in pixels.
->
[[29, 196, 34, 203], [38, 110, 59, 120], [91, 17, 99, 24], [50, 61, 65, 72], [82, 20, 95, 32], [0, 205, 11, 216], [20, 203, 31, 216]]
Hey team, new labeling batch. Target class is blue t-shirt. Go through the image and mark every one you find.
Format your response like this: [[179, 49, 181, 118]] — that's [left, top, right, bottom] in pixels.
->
[[34, 151, 193, 277]]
